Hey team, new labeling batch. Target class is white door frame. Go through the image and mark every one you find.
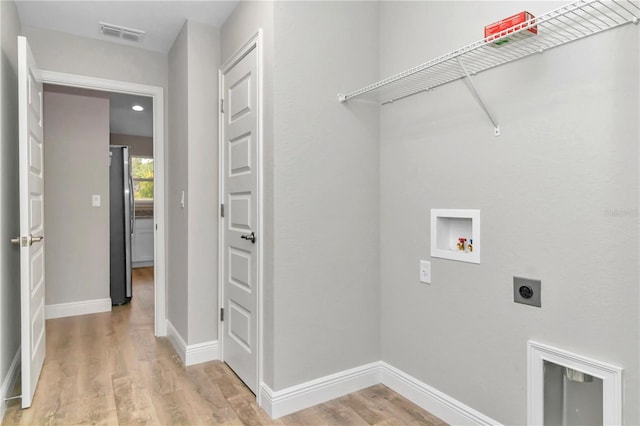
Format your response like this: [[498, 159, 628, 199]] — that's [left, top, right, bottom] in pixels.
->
[[39, 70, 167, 336], [218, 29, 264, 402]]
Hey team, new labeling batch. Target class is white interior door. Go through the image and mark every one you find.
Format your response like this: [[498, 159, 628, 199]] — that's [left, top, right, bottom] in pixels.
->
[[17, 36, 46, 408], [222, 45, 259, 394]]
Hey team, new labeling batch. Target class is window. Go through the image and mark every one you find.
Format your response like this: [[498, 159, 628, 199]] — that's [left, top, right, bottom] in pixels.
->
[[131, 156, 154, 202]]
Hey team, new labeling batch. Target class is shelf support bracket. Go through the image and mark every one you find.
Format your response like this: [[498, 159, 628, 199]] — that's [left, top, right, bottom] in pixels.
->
[[456, 58, 500, 136]]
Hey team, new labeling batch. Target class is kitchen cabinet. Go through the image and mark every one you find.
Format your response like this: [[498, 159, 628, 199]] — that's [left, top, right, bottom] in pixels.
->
[[132, 217, 154, 267]]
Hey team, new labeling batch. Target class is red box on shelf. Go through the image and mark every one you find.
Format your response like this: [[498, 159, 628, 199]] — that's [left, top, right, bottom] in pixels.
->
[[484, 11, 537, 47]]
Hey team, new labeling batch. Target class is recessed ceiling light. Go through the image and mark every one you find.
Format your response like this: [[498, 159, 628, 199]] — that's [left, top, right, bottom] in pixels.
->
[[132, 105, 144, 112]]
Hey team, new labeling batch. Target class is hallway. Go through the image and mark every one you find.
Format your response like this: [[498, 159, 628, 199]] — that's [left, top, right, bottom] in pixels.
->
[[3, 268, 444, 425]]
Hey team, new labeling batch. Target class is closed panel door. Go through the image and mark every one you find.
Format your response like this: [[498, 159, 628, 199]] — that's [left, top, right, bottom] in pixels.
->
[[17, 36, 46, 408], [223, 46, 258, 394]]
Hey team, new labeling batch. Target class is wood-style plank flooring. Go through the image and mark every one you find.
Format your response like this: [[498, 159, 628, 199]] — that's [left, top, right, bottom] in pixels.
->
[[3, 267, 446, 425]]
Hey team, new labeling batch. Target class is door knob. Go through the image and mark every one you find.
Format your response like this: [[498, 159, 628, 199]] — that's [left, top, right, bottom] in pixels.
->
[[10, 235, 43, 246], [240, 232, 256, 244]]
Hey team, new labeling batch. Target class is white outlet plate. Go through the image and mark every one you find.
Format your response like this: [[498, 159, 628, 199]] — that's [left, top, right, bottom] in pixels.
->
[[92, 194, 101, 207], [419, 260, 431, 284]]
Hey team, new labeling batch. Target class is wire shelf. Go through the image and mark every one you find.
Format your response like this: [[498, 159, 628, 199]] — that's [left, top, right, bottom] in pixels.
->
[[338, 0, 639, 105]]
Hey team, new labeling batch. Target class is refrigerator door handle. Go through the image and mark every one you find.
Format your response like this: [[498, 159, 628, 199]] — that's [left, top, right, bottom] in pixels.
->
[[129, 174, 135, 234]]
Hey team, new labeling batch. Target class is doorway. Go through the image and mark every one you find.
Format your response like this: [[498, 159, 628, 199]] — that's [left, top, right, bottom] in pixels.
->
[[41, 71, 166, 336]]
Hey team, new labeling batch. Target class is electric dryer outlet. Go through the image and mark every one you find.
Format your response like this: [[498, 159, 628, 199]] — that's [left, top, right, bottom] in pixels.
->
[[513, 276, 541, 307]]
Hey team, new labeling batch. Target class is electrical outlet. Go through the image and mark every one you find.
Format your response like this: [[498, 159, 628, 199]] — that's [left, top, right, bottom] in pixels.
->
[[419, 260, 431, 284], [513, 277, 541, 307], [92, 194, 101, 207]]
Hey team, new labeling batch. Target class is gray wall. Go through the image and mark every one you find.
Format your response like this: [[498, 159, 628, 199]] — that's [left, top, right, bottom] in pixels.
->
[[21, 26, 167, 88], [43, 88, 110, 305], [110, 133, 153, 157], [0, 0, 21, 410], [167, 20, 220, 345], [185, 21, 219, 345], [271, 1, 380, 390], [378, 2, 639, 424], [222, 1, 380, 391], [167, 23, 189, 340]]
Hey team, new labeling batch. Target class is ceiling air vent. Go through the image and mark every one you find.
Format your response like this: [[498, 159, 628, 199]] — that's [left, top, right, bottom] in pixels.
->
[[99, 22, 145, 42]]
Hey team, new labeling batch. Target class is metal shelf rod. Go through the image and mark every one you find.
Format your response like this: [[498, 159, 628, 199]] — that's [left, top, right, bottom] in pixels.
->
[[456, 58, 500, 136]]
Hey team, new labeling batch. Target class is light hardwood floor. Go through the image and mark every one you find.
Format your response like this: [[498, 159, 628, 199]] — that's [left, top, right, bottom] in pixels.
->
[[3, 267, 446, 425]]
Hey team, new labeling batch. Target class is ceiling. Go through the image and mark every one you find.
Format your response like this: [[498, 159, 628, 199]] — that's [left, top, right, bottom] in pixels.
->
[[19, 1, 238, 136], [15, 1, 239, 53], [110, 92, 153, 137]]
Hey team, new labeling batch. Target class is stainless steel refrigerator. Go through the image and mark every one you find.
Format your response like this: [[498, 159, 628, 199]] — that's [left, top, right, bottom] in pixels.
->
[[109, 145, 133, 305]]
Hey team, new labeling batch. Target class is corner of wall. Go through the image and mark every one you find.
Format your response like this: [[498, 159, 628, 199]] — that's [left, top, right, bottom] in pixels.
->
[[166, 319, 219, 366], [166, 19, 190, 342]]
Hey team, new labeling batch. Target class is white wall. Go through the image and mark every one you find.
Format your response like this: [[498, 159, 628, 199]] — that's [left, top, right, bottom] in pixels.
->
[[0, 0, 22, 417], [167, 20, 220, 346], [43, 88, 110, 306], [378, 2, 639, 424]]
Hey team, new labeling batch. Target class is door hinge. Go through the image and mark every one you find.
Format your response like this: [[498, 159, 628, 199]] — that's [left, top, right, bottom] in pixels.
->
[[220, 99, 224, 114], [220, 203, 225, 218], [220, 308, 224, 322]]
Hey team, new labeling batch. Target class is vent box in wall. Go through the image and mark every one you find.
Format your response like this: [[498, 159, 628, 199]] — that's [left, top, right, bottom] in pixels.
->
[[430, 209, 480, 264]]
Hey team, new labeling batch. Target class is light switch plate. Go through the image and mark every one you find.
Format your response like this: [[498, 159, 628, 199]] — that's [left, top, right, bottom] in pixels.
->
[[92, 194, 101, 207], [419, 260, 431, 284]]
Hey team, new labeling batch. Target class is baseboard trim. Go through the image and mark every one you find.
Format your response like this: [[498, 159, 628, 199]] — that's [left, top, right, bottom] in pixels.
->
[[166, 320, 188, 364], [1, 346, 21, 421], [259, 361, 498, 424], [260, 361, 381, 419], [166, 320, 218, 366], [45, 298, 111, 319], [379, 362, 500, 426], [185, 340, 219, 366]]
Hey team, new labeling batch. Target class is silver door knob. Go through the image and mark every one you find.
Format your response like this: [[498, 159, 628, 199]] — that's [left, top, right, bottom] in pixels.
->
[[240, 232, 256, 244], [10, 235, 43, 246]]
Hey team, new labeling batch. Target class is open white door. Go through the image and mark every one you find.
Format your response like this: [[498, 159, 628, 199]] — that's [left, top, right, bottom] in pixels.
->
[[221, 43, 260, 394], [16, 36, 46, 408]]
